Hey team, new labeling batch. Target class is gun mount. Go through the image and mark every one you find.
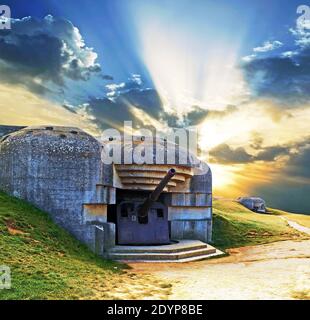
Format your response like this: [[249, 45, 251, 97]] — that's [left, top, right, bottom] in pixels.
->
[[138, 168, 176, 224], [116, 168, 176, 245]]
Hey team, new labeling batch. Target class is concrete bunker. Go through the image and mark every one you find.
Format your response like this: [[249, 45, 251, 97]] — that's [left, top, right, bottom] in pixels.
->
[[237, 197, 266, 213], [0, 125, 214, 261]]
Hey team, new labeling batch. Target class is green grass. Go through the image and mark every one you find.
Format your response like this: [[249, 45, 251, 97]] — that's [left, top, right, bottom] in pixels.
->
[[1, 191, 309, 299], [0, 192, 171, 300], [0, 191, 129, 299], [212, 199, 309, 250]]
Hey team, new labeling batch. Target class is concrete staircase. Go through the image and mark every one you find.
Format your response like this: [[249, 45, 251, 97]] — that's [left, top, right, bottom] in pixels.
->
[[107, 240, 224, 262]]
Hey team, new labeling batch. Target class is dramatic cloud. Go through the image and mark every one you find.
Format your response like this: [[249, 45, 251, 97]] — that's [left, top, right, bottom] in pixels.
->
[[253, 40, 283, 53], [250, 174, 310, 214], [209, 144, 254, 164], [173, 106, 208, 126], [249, 144, 310, 213], [85, 78, 240, 131], [242, 47, 310, 104], [210, 136, 310, 164], [106, 74, 143, 98], [242, 21, 310, 105], [290, 18, 310, 48], [242, 40, 283, 62], [242, 54, 257, 62], [0, 15, 101, 95], [101, 75, 114, 80], [84, 86, 165, 130], [0, 12, 308, 213], [255, 146, 290, 161], [178, 104, 239, 127], [284, 144, 310, 178]]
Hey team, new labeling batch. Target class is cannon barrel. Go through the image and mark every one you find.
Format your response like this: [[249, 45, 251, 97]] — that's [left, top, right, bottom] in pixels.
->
[[138, 168, 176, 224]]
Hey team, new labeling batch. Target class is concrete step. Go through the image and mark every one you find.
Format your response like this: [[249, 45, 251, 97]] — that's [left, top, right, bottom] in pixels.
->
[[108, 245, 218, 261], [109, 240, 208, 254], [108, 247, 216, 261], [133, 250, 225, 263], [107, 240, 224, 262]]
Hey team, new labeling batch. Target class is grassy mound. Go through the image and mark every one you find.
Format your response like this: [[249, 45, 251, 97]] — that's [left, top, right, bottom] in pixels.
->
[[212, 199, 309, 249], [0, 192, 170, 300]]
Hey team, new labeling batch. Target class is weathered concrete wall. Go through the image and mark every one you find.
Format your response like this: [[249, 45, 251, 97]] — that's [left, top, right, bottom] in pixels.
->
[[161, 169, 213, 243], [94, 223, 116, 256], [0, 126, 114, 249], [168, 206, 212, 220], [170, 219, 212, 243]]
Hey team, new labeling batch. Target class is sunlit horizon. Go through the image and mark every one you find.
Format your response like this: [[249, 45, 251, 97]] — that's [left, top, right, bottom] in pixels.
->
[[0, 0, 309, 213]]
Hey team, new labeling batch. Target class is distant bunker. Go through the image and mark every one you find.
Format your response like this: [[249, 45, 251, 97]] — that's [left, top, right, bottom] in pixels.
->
[[0, 125, 215, 261], [237, 197, 267, 213]]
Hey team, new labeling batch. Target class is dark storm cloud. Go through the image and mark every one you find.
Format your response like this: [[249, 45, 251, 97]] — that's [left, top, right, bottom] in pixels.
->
[[252, 181, 310, 214], [0, 15, 101, 94], [0, 34, 64, 84], [86, 77, 240, 131], [249, 133, 264, 150], [181, 106, 208, 126], [95, 76, 191, 129], [209, 144, 254, 164], [181, 105, 238, 126], [210, 136, 310, 164], [242, 47, 310, 105], [101, 75, 114, 81], [210, 138, 310, 213], [251, 142, 310, 213], [85, 87, 166, 130], [255, 146, 291, 161], [284, 144, 310, 178]]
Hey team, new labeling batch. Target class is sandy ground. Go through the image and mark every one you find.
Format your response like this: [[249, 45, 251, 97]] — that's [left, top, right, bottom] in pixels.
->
[[129, 240, 310, 300]]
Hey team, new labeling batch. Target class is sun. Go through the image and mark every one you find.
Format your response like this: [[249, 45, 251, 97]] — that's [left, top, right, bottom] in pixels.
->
[[209, 163, 239, 189]]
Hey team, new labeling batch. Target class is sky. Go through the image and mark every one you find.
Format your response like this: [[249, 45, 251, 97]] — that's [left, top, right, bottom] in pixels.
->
[[0, 0, 309, 212]]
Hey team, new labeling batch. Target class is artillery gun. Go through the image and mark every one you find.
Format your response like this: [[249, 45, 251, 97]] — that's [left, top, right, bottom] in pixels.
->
[[117, 169, 176, 245]]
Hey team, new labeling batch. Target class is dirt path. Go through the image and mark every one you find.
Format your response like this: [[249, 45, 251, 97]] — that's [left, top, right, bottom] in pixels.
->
[[129, 240, 310, 300], [281, 217, 310, 235]]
